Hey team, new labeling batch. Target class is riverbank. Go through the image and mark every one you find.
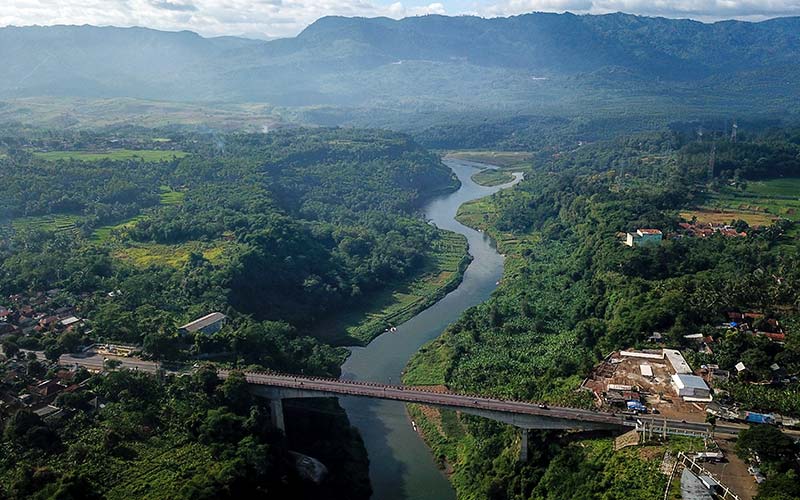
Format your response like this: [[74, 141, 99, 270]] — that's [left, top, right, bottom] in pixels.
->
[[313, 229, 471, 346], [339, 159, 522, 500]]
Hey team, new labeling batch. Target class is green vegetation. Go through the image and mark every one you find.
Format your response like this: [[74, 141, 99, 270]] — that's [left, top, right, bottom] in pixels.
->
[[405, 127, 800, 498], [470, 169, 516, 187], [11, 214, 81, 235], [0, 126, 463, 499], [696, 178, 800, 225], [0, 368, 370, 499], [313, 231, 469, 344], [735, 426, 800, 499], [33, 149, 187, 162], [113, 241, 233, 268], [448, 151, 533, 169]]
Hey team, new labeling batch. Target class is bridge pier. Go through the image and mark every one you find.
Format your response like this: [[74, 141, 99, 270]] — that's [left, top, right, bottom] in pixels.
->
[[269, 398, 286, 433], [519, 428, 529, 462]]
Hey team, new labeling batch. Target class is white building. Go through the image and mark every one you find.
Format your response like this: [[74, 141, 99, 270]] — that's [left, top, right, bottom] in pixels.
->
[[664, 349, 693, 374], [672, 374, 711, 400]]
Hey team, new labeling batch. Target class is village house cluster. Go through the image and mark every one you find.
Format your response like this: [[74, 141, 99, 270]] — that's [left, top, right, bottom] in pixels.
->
[[0, 290, 85, 340], [623, 221, 749, 248]]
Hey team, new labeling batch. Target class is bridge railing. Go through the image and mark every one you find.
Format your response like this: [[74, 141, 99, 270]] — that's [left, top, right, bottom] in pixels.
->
[[225, 369, 584, 409]]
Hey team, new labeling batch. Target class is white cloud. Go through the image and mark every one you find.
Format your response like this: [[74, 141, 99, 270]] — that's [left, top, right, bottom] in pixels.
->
[[0, 0, 449, 39], [1, 0, 798, 39]]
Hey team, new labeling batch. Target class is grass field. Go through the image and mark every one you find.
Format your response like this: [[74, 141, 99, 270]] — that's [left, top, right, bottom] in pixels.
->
[[471, 168, 516, 187], [113, 241, 232, 268], [446, 151, 533, 168], [34, 149, 188, 162], [312, 230, 469, 346]]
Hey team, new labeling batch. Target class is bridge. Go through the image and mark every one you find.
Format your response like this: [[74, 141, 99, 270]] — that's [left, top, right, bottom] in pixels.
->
[[219, 370, 752, 461]]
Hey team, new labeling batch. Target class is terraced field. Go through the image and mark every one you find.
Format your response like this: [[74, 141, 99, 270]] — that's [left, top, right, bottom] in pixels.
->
[[11, 214, 81, 235]]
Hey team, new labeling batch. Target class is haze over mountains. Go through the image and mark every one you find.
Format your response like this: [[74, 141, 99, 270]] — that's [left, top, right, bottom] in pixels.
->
[[2, 12, 800, 123]]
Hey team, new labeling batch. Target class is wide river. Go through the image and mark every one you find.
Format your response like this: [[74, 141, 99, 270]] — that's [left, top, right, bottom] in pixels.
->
[[340, 158, 522, 500]]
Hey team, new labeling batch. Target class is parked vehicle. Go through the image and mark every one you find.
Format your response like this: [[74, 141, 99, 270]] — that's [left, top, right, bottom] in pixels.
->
[[745, 412, 775, 425]]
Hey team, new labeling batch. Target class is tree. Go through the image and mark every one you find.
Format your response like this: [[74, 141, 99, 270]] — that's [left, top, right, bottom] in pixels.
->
[[199, 408, 246, 444], [736, 425, 798, 472], [2, 341, 19, 359], [143, 330, 179, 360], [219, 371, 252, 414]]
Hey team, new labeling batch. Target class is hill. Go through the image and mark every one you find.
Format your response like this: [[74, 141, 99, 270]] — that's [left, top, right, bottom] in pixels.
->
[[1, 13, 799, 122]]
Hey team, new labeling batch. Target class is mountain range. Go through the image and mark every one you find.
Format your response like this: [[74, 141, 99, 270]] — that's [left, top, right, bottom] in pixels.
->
[[2, 12, 799, 122]]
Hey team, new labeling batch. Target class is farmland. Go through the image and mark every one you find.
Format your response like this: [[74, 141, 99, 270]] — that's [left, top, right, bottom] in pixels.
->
[[10, 214, 81, 235], [33, 149, 188, 162], [681, 177, 800, 228]]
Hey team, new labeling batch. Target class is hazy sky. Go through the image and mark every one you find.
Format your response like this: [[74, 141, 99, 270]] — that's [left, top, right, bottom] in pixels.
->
[[2, 0, 799, 39]]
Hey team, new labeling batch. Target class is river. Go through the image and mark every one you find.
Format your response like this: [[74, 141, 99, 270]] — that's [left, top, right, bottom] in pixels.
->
[[339, 158, 522, 500]]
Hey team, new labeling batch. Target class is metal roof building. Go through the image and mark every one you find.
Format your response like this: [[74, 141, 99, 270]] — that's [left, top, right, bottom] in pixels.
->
[[672, 374, 711, 400], [179, 312, 227, 335]]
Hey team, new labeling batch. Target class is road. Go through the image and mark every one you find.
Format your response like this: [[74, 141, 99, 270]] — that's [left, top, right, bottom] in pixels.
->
[[58, 352, 160, 373], [221, 371, 764, 437]]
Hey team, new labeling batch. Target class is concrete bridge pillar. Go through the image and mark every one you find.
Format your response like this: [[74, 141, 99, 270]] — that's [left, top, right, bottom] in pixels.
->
[[270, 398, 286, 433], [519, 428, 529, 462]]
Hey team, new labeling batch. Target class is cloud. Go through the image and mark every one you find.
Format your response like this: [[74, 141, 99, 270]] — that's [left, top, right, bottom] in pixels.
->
[[0, 0, 798, 40], [0, 0, 446, 39], [150, 1, 199, 12]]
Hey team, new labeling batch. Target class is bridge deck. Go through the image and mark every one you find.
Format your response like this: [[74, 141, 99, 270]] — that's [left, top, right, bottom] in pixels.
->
[[220, 370, 747, 436]]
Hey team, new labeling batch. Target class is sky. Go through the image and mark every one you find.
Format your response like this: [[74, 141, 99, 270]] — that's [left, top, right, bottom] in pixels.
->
[[1, 0, 799, 39]]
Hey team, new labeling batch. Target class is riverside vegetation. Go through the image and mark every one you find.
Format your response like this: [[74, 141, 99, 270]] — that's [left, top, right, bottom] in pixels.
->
[[405, 125, 800, 499], [0, 127, 463, 498]]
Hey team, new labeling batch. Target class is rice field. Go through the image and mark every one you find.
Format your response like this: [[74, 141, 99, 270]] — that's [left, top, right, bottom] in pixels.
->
[[11, 214, 81, 235]]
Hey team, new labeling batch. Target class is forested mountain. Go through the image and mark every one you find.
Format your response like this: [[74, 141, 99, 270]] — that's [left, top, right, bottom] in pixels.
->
[[2, 13, 799, 118]]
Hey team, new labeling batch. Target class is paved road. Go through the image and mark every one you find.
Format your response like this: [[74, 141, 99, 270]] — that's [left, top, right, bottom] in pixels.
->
[[59, 352, 160, 373], [221, 371, 764, 437]]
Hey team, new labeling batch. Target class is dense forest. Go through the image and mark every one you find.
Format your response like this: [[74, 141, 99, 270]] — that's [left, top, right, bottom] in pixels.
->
[[0, 127, 458, 498], [0, 367, 370, 499], [405, 128, 800, 499]]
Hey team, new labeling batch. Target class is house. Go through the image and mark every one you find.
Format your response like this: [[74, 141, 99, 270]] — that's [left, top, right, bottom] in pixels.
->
[[672, 374, 712, 400], [625, 229, 663, 247], [664, 349, 693, 374], [179, 312, 227, 335], [59, 316, 82, 328]]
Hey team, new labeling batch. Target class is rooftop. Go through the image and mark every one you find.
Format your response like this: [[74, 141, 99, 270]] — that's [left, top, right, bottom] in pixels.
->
[[672, 374, 710, 390], [179, 312, 227, 332]]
